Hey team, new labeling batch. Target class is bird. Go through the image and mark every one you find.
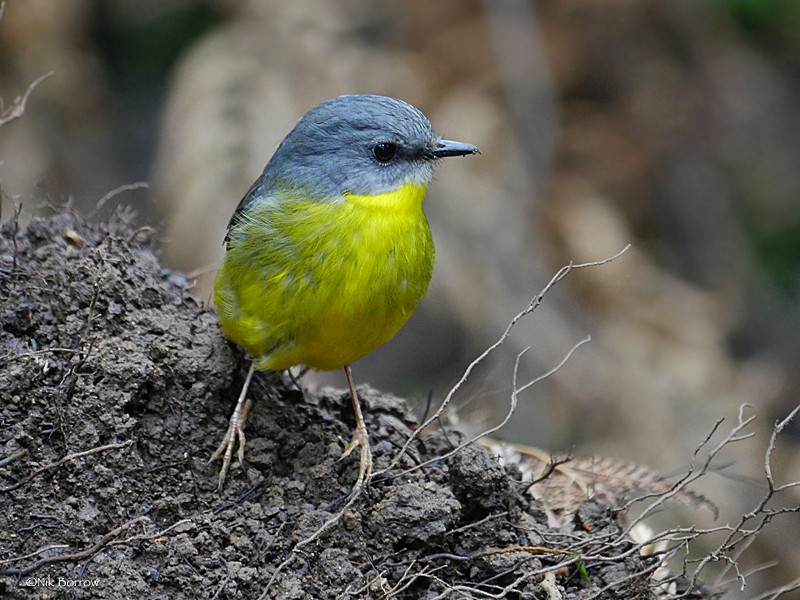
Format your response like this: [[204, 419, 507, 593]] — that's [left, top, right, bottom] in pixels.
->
[[211, 94, 479, 492]]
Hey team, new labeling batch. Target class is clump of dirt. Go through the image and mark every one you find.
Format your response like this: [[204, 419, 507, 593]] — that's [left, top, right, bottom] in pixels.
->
[[0, 211, 673, 599]]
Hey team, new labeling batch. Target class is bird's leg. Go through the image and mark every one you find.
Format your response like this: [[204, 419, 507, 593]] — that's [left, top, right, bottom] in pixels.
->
[[209, 361, 256, 491], [340, 364, 373, 491]]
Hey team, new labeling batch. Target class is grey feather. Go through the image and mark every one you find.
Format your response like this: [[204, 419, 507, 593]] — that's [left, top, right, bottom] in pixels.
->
[[224, 95, 478, 246]]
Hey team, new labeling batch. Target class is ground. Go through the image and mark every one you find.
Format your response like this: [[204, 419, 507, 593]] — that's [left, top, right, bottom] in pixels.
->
[[0, 211, 679, 599]]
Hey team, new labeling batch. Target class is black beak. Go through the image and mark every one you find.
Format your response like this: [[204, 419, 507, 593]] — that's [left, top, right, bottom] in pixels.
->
[[428, 139, 481, 159]]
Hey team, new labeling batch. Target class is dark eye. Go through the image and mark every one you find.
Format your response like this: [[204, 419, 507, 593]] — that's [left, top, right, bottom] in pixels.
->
[[372, 142, 397, 163]]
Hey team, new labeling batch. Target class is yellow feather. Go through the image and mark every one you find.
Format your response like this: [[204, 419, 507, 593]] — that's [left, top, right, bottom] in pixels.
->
[[214, 182, 433, 371]]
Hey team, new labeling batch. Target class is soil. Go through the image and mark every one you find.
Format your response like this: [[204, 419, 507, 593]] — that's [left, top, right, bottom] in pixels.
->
[[0, 212, 675, 599]]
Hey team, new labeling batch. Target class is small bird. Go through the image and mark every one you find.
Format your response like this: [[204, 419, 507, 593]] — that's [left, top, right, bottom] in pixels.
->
[[211, 95, 479, 491]]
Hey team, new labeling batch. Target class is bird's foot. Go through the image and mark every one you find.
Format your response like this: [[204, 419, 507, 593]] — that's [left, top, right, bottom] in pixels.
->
[[210, 363, 256, 492], [340, 424, 373, 493], [209, 396, 253, 492]]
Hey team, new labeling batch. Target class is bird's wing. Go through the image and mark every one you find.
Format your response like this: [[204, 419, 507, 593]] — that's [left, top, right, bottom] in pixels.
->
[[224, 177, 271, 248]]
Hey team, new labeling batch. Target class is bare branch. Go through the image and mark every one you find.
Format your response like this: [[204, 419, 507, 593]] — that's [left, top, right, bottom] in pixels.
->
[[751, 576, 800, 600], [0, 516, 149, 576], [765, 403, 800, 493], [393, 336, 590, 478], [259, 480, 368, 597], [0, 544, 70, 567], [89, 181, 149, 219], [0, 72, 53, 128], [378, 246, 630, 476], [0, 440, 134, 493]]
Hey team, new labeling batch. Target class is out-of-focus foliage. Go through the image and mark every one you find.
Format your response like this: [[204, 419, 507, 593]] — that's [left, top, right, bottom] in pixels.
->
[[725, 0, 800, 49]]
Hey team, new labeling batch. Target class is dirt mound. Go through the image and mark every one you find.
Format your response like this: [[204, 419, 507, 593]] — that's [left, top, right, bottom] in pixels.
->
[[1, 212, 674, 599]]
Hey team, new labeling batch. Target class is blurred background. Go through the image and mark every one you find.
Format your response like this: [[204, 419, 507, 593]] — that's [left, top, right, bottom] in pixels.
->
[[1, 0, 798, 595]]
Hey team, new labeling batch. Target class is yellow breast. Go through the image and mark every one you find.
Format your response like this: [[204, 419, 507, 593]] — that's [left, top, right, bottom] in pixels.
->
[[215, 182, 434, 371]]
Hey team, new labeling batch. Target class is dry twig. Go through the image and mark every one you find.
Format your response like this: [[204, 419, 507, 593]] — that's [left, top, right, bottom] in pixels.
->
[[0, 516, 149, 576], [379, 245, 630, 476], [0, 72, 52, 128], [258, 482, 367, 597], [0, 440, 134, 493], [89, 181, 149, 219], [0, 516, 193, 577], [394, 337, 590, 478]]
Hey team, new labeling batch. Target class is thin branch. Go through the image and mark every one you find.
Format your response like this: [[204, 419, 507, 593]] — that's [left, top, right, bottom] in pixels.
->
[[0, 516, 149, 576], [616, 407, 754, 535], [379, 563, 432, 599], [258, 481, 368, 597], [683, 404, 800, 593], [0, 544, 70, 566], [751, 576, 800, 600], [393, 336, 590, 478], [0, 440, 134, 493], [89, 182, 149, 219], [0, 347, 81, 363], [109, 518, 193, 547], [765, 403, 800, 493], [0, 447, 28, 468], [0, 72, 53, 128], [378, 246, 630, 476]]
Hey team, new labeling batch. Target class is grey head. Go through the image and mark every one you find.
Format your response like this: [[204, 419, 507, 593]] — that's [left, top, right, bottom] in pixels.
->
[[224, 95, 478, 244], [259, 94, 478, 199]]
